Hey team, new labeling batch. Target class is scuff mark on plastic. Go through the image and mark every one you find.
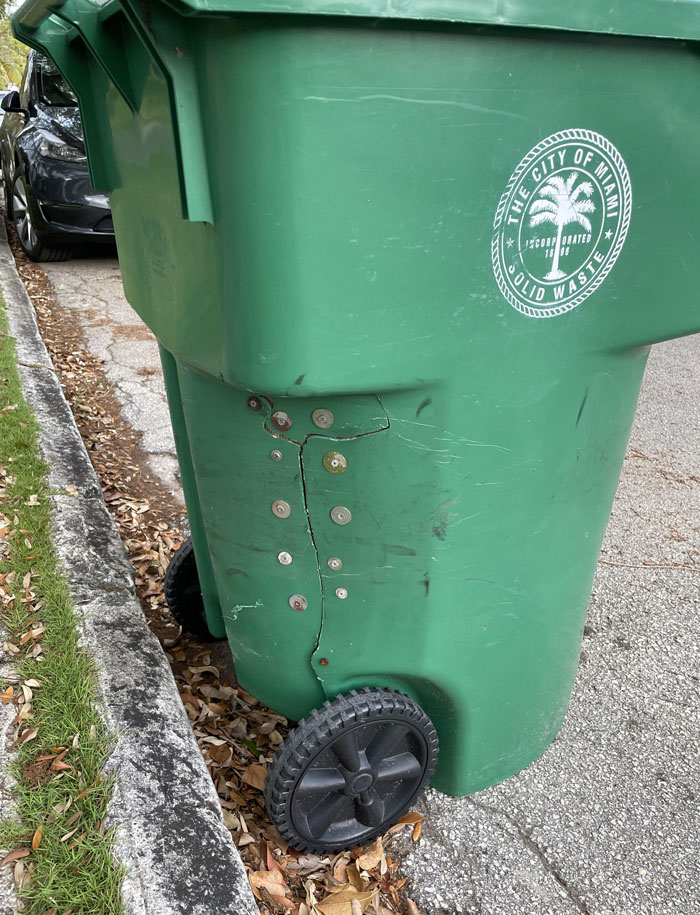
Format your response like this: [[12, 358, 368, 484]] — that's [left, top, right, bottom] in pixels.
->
[[576, 388, 589, 427], [304, 94, 527, 121], [231, 599, 263, 619]]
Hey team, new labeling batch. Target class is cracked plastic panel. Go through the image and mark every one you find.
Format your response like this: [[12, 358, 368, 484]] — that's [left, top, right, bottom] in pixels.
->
[[171, 367, 332, 720]]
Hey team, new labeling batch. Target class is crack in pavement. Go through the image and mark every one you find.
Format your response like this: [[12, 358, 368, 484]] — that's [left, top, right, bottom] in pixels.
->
[[466, 798, 591, 915]]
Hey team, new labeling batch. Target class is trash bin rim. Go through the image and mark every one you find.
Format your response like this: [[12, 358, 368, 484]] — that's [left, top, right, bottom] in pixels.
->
[[12, 0, 700, 43]]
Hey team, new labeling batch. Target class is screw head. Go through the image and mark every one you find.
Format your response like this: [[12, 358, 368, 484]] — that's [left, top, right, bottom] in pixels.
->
[[335, 587, 348, 600], [272, 411, 292, 431], [323, 451, 347, 474], [277, 551, 293, 565], [289, 594, 308, 612], [330, 505, 352, 526], [327, 557, 343, 571], [247, 396, 261, 411], [312, 408, 334, 429], [272, 500, 291, 518], [270, 449, 283, 462], [319, 657, 329, 667]]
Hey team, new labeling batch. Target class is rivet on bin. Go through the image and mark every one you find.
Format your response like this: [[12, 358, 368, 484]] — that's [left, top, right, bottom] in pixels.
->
[[323, 451, 347, 474], [289, 594, 308, 612], [327, 557, 343, 571], [270, 449, 283, 462], [277, 551, 293, 565], [247, 396, 261, 411], [330, 506, 352, 525], [335, 587, 348, 600], [312, 408, 334, 429], [272, 500, 291, 518], [272, 411, 292, 431]]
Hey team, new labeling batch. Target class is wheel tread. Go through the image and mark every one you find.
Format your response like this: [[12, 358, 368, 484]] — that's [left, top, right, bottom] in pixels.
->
[[265, 688, 439, 853]]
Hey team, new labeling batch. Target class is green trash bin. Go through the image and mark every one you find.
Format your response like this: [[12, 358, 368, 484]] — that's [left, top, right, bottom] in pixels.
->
[[12, 0, 700, 851]]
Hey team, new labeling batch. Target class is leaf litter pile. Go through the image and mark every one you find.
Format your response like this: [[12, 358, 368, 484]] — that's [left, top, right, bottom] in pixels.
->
[[5, 223, 426, 915]]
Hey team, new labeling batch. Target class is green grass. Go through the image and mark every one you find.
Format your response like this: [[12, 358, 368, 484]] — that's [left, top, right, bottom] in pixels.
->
[[0, 296, 122, 914]]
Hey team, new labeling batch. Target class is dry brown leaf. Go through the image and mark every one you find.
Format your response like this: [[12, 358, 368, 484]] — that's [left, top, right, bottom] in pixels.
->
[[0, 686, 14, 704], [18, 728, 38, 745], [333, 856, 350, 884], [207, 743, 230, 766], [396, 812, 423, 826], [412, 822, 422, 842], [236, 834, 257, 848], [357, 838, 384, 873], [346, 863, 367, 892], [31, 828, 43, 851], [241, 763, 267, 792], [248, 867, 291, 905], [406, 899, 421, 915], [0, 849, 30, 868], [316, 887, 377, 915]]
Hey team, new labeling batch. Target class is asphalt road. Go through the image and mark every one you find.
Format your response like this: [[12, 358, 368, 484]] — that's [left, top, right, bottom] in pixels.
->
[[43, 255, 700, 915]]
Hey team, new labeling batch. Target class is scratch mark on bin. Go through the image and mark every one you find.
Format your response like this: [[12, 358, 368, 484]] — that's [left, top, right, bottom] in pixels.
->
[[576, 388, 589, 427], [231, 599, 263, 619], [304, 95, 527, 121]]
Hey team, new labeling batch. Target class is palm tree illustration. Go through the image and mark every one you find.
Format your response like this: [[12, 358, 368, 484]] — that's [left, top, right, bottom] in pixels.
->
[[528, 172, 595, 280]]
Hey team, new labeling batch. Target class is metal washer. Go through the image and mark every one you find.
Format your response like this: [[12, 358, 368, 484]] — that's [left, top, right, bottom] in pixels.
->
[[330, 506, 352, 525]]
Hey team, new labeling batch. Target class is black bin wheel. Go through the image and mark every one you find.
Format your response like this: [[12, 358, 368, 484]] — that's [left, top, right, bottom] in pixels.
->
[[264, 688, 439, 853], [164, 536, 220, 640]]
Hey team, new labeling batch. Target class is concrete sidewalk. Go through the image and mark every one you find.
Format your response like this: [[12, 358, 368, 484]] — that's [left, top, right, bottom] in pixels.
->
[[41, 258, 183, 500], [40, 253, 700, 915]]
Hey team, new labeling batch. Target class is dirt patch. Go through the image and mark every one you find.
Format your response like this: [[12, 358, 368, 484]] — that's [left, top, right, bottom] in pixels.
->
[[5, 216, 423, 915], [110, 323, 153, 342], [21, 758, 53, 788]]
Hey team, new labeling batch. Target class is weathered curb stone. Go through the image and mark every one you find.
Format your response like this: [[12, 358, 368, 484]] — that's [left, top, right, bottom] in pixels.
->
[[0, 222, 258, 915], [0, 644, 18, 915]]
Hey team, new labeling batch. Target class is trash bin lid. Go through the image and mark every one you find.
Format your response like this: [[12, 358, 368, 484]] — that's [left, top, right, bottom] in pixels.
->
[[169, 0, 700, 42]]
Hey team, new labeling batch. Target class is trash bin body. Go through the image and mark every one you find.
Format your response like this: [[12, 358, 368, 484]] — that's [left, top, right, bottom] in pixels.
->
[[14, 0, 700, 796]]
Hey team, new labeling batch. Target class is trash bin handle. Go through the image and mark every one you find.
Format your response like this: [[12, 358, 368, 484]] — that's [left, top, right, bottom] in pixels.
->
[[13, 0, 214, 225], [13, 0, 65, 30]]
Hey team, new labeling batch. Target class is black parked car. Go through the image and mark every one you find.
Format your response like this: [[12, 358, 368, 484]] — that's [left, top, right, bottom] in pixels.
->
[[0, 52, 114, 262]]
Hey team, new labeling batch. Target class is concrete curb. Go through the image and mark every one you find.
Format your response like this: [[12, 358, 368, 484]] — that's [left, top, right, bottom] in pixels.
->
[[0, 223, 258, 915], [0, 646, 18, 915]]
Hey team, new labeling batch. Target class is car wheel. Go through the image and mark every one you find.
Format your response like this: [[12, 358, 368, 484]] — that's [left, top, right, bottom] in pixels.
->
[[11, 173, 71, 263]]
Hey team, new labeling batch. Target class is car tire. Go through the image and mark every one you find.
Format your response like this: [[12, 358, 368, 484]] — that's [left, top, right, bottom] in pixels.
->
[[11, 173, 71, 263]]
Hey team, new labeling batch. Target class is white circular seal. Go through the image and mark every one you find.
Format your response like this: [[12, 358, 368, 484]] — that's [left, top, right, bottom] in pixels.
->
[[492, 129, 632, 318]]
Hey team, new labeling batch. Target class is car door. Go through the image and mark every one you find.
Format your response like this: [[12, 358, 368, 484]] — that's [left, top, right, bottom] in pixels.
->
[[1, 54, 32, 189]]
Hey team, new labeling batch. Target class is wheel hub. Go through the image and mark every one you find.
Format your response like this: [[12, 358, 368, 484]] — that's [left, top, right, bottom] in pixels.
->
[[347, 771, 374, 795]]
